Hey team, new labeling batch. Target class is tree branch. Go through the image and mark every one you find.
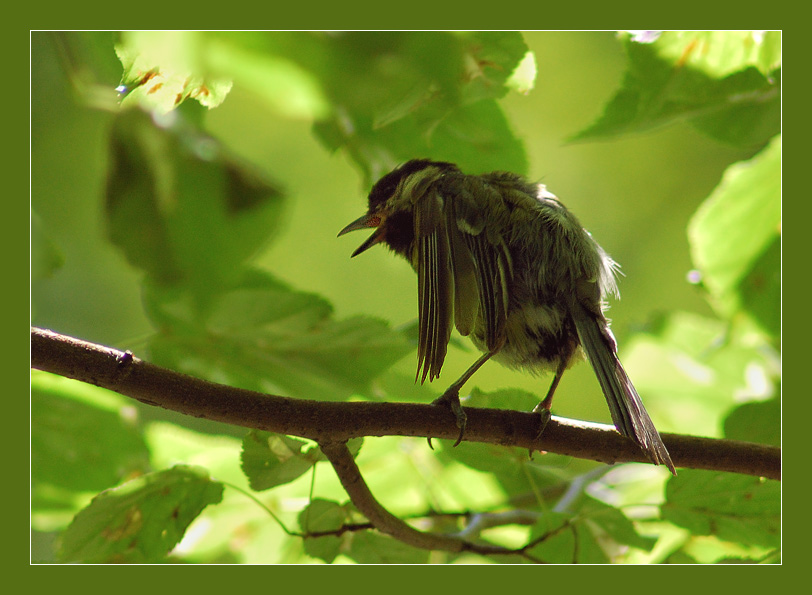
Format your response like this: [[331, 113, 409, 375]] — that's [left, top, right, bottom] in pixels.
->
[[319, 441, 520, 557], [30, 327, 781, 480]]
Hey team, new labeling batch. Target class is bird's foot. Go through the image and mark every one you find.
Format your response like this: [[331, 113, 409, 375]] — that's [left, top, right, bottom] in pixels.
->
[[528, 404, 552, 459], [427, 390, 467, 449]]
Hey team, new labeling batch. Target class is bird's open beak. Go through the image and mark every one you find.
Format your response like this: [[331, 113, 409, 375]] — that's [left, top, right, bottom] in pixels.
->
[[338, 213, 386, 257]]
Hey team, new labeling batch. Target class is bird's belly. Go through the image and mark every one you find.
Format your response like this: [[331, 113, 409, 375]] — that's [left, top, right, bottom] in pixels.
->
[[472, 303, 582, 374]]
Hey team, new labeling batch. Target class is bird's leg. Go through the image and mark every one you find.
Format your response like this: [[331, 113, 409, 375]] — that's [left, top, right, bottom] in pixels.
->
[[529, 360, 567, 456], [429, 350, 496, 448]]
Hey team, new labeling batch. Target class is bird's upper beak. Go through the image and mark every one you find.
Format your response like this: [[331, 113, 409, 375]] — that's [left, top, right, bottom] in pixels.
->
[[338, 213, 386, 257]]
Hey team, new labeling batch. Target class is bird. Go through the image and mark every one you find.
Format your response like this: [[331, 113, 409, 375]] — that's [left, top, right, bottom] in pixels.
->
[[338, 159, 675, 474]]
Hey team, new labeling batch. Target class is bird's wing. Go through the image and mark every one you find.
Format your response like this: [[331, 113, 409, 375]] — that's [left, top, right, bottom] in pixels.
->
[[447, 181, 511, 353], [444, 199, 478, 338], [414, 187, 454, 384]]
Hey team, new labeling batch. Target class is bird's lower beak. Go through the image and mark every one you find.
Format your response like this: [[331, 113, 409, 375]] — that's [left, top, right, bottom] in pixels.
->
[[338, 213, 385, 257]]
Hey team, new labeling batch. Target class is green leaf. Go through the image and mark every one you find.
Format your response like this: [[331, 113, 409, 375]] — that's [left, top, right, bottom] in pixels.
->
[[428, 99, 528, 174], [439, 388, 576, 493], [374, 370, 441, 404], [527, 511, 609, 564], [642, 31, 781, 78], [59, 466, 224, 563], [465, 386, 540, 410], [506, 51, 537, 94], [526, 492, 656, 563], [723, 398, 780, 447], [347, 532, 431, 564], [299, 499, 347, 533], [737, 235, 781, 338], [204, 34, 329, 119], [688, 135, 781, 328], [115, 31, 533, 181], [690, 69, 781, 148], [240, 432, 321, 491], [145, 269, 413, 401], [144, 423, 244, 485], [457, 31, 535, 101], [573, 32, 780, 147], [299, 499, 349, 563], [579, 497, 657, 551], [115, 31, 233, 112], [302, 533, 342, 564], [31, 211, 64, 280], [31, 372, 150, 495], [105, 108, 286, 292], [623, 311, 777, 437], [443, 440, 562, 497], [309, 31, 530, 183], [662, 470, 780, 549]]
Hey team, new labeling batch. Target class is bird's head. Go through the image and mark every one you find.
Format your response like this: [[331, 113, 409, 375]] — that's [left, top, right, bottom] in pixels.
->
[[338, 159, 457, 257]]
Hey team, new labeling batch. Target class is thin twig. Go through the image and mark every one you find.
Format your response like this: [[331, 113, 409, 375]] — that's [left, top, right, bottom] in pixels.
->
[[319, 441, 515, 556]]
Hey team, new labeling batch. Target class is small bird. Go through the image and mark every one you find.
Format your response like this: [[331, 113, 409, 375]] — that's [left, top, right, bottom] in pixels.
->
[[339, 159, 675, 474]]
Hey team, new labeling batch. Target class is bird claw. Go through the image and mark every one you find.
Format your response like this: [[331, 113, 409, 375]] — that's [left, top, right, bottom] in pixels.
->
[[427, 391, 467, 448], [528, 404, 552, 459]]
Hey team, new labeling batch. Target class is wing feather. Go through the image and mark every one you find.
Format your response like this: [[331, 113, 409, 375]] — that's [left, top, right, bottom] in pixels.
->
[[415, 190, 453, 383], [449, 183, 511, 352]]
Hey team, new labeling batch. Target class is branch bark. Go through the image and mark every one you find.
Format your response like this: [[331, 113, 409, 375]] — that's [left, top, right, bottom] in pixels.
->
[[319, 441, 523, 557], [30, 327, 781, 480]]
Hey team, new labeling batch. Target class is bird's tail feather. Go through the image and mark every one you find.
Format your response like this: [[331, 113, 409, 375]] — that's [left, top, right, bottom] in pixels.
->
[[572, 306, 675, 475]]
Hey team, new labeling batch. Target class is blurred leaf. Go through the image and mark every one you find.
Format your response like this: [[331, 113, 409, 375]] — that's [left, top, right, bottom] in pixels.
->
[[662, 470, 780, 549], [526, 487, 657, 563], [688, 135, 781, 329], [426, 99, 528, 174], [466, 386, 541, 411], [31, 211, 65, 280], [302, 534, 342, 564], [646, 31, 781, 78], [105, 108, 286, 293], [48, 31, 123, 97], [715, 555, 780, 564], [308, 31, 531, 183], [459, 31, 535, 101], [241, 432, 321, 491], [664, 549, 700, 564], [737, 235, 781, 339], [527, 511, 609, 563], [723, 398, 780, 447], [374, 370, 441, 404], [299, 499, 350, 563], [116, 31, 233, 111], [145, 268, 413, 401], [573, 32, 780, 147], [31, 372, 150, 495], [204, 35, 329, 119], [444, 441, 561, 498], [623, 311, 777, 437], [60, 466, 223, 563], [440, 388, 573, 493], [144, 422, 244, 485], [315, 97, 528, 185], [579, 496, 657, 551], [506, 51, 537, 94], [690, 69, 781, 149], [299, 498, 347, 533], [348, 532, 431, 564]]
